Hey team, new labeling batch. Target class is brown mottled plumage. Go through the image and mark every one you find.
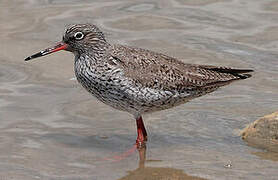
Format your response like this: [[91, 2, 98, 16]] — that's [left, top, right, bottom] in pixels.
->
[[109, 44, 251, 91], [25, 24, 253, 147]]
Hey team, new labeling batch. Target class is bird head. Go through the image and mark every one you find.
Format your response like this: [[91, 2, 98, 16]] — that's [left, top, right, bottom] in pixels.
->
[[25, 24, 107, 61]]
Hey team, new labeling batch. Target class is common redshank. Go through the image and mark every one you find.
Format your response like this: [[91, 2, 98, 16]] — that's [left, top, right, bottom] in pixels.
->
[[25, 24, 253, 147]]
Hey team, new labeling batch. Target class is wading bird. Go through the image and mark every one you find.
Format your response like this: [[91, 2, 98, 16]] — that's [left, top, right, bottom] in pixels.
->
[[25, 24, 253, 148]]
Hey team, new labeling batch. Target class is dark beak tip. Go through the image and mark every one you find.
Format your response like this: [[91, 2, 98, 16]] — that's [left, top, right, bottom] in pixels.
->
[[24, 57, 31, 61]]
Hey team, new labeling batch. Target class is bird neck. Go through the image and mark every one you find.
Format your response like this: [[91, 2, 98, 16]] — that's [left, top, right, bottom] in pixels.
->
[[76, 41, 111, 60], [89, 40, 110, 57]]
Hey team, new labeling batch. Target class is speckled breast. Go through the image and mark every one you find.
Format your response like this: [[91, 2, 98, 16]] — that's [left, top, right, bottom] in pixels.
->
[[74, 55, 193, 115]]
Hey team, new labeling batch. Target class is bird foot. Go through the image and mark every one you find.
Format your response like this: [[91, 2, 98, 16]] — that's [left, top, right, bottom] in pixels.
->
[[136, 131, 147, 149], [136, 139, 147, 149]]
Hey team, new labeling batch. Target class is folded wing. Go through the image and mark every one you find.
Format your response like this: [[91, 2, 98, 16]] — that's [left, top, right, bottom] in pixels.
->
[[108, 45, 253, 93]]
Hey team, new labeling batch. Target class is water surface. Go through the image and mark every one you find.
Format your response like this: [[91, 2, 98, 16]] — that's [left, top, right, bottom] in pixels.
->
[[0, 0, 278, 179]]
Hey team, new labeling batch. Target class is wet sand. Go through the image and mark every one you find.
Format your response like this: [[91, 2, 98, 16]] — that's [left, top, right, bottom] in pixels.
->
[[1, 0, 278, 179]]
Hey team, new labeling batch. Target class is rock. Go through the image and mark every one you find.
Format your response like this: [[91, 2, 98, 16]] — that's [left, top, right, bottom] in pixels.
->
[[241, 111, 278, 152]]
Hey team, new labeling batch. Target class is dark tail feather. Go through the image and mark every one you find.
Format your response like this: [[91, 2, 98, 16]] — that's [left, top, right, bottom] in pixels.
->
[[208, 68, 253, 74], [236, 73, 252, 79], [203, 66, 254, 79]]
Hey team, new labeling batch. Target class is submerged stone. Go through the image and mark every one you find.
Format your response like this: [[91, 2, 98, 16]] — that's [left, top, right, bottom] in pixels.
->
[[241, 111, 278, 152]]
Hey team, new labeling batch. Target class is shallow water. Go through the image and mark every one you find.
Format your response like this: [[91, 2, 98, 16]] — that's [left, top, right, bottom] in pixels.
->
[[1, 0, 278, 179]]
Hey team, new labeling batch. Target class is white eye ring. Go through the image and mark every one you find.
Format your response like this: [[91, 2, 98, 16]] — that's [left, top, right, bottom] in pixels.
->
[[74, 32, 84, 40]]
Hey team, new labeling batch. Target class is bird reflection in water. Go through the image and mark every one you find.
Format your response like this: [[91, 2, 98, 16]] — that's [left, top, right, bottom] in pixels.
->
[[103, 144, 206, 180]]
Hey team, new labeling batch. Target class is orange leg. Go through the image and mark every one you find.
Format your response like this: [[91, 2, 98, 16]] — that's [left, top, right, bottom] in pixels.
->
[[136, 116, 148, 148]]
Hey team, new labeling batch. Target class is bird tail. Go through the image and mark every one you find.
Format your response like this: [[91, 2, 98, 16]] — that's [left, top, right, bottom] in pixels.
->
[[203, 66, 254, 79]]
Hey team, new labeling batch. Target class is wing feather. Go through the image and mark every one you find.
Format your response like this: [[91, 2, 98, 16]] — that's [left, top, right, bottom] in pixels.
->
[[108, 45, 252, 92]]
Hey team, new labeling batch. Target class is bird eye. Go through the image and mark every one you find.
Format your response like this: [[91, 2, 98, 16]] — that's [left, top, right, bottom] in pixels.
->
[[74, 32, 84, 40]]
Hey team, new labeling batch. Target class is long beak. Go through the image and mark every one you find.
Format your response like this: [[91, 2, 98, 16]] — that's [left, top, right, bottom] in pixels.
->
[[25, 42, 68, 61]]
